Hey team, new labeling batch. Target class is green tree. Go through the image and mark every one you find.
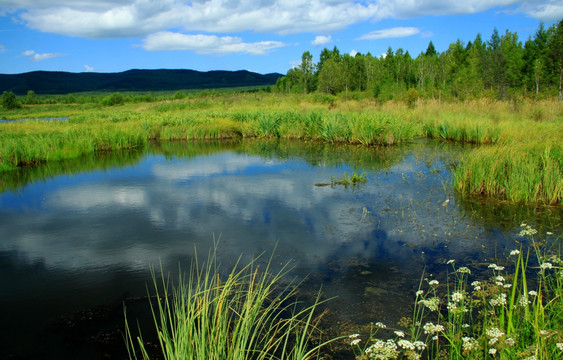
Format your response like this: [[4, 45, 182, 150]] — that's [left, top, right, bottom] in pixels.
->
[[1, 91, 21, 110], [547, 19, 563, 101], [317, 58, 343, 94], [299, 51, 315, 94], [25, 90, 38, 104]]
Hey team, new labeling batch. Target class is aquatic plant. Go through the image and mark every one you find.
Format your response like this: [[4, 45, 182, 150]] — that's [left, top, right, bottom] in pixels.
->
[[347, 225, 563, 359], [331, 171, 367, 187], [125, 245, 339, 360]]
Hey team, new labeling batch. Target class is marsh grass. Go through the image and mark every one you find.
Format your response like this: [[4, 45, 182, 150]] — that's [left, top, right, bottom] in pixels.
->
[[1, 94, 561, 204], [347, 225, 563, 360], [125, 246, 340, 360]]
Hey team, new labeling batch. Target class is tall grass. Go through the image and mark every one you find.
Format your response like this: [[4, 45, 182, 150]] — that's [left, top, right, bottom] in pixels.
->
[[347, 225, 563, 360], [125, 246, 340, 360], [1, 94, 561, 204]]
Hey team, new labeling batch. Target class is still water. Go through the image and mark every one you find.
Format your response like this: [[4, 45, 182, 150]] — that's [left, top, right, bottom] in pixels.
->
[[0, 139, 561, 359]]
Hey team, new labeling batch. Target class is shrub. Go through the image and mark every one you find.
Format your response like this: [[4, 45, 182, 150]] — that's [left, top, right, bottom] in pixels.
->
[[1, 91, 21, 110], [101, 92, 125, 106]]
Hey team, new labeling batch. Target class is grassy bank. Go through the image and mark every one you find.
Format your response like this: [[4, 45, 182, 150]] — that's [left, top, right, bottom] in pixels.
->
[[1, 93, 561, 204]]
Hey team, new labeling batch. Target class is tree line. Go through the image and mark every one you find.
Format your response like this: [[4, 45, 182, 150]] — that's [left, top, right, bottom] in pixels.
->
[[276, 20, 563, 101]]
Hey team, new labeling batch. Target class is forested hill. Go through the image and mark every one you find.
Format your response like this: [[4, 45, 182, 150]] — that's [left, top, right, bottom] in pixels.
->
[[0, 69, 283, 95]]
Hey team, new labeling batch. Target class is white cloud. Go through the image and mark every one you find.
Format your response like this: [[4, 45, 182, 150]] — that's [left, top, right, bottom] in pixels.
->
[[357, 27, 421, 41], [311, 35, 332, 46], [0, 44, 5, 53], [84, 64, 94, 71], [2, 1, 561, 40], [350, 49, 358, 57], [22, 49, 66, 61], [142, 32, 286, 55]]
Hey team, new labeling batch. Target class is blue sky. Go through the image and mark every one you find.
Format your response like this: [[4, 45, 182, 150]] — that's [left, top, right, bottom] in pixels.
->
[[0, 1, 561, 75]]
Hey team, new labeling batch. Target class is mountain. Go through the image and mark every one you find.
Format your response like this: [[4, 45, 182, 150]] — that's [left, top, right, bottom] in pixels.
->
[[0, 69, 283, 95]]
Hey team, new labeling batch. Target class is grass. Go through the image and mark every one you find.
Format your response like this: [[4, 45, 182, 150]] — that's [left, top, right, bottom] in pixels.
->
[[0, 93, 561, 204], [346, 225, 563, 359], [125, 245, 341, 360]]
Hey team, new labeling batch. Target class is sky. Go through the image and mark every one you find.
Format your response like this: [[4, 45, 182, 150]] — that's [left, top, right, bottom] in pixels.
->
[[0, 1, 562, 75]]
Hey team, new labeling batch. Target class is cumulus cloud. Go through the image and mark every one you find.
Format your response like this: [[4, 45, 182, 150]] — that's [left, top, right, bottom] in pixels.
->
[[357, 27, 421, 40], [84, 64, 94, 71], [142, 32, 286, 55], [22, 49, 66, 61], [311, 35, 332, 46], [1, 1, 561, 40]]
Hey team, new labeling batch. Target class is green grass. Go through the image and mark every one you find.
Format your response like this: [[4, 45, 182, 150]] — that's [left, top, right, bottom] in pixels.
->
[[1, 93, 561, 204], [125, 245, 340, 360]]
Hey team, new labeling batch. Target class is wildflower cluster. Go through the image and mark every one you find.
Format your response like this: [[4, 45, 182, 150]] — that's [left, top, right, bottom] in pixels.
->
[[348, 225, 563, 360], [348, 326, 427, 360]]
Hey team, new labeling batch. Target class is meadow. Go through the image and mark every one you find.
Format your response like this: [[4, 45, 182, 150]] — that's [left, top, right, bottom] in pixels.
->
[[1, 91, 561, 205]]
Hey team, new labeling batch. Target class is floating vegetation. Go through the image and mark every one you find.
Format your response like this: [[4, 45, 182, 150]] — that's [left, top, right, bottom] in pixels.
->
[[331, 171, 367, 188]]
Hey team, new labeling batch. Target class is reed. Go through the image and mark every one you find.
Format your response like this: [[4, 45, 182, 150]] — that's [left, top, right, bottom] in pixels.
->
[[125, 246, 339, 360]]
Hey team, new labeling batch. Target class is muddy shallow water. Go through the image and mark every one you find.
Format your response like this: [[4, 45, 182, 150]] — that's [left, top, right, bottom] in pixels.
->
[[0, 139, 561, 359]]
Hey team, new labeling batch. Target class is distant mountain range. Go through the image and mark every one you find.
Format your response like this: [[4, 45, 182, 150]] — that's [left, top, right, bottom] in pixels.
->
[[0, 69, 283, 95]]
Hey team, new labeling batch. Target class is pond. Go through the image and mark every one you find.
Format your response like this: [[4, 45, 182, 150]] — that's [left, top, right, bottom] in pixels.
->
[[0, 139, 561, 359]]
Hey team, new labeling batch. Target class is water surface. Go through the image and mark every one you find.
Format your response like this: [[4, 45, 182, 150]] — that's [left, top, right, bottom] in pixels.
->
[[0, 139, 561, 359]]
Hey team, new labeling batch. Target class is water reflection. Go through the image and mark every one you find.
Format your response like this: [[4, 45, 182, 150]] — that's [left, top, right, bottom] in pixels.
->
[[0, 139, 561, 359]]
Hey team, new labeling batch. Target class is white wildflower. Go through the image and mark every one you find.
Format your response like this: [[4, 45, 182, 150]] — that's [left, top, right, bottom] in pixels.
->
[[412, 341, 426, 351], [539, 330, 548, 336], [418, 297, 440, 312], [540, 262, 553, 270], [447, 259, 455, 264], [451, 292, 464, 302], [524, 356, 537, 360], [489, 293, 507, 306], [375, 322, 386, 328], [394, 331, 405, 338], [556, 343, 563, 351], [503, 283, 512, 288], [397, 339, 414, 350], [423, 322, 445, 334], [416, 290, 424, 297], [364, 339, 399, 359], [519, 296, 530, 306], [546, 231, 553, 235], [462, 337, 477, 352], [529, 290, 538, 296], [457, 267, 471, 274], [428, 280, 439, 286], [520, 224, 538, 236], [447, 302, 457, 311], [486, 327, 505, 338], [510, 249, 520, 256], [462, 324, 470, 328], [489, 348, 497, 355], [350, 339, 361, 346], [504, 337, 515, 347], [349, 333, 360, 339], [488, 337, 499, 345]]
